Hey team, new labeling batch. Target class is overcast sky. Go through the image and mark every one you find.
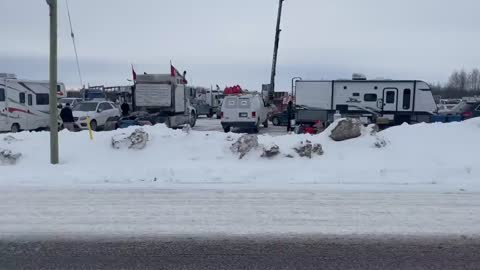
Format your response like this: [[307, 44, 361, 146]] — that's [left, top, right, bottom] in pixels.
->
[[1, 0, 479, 90]]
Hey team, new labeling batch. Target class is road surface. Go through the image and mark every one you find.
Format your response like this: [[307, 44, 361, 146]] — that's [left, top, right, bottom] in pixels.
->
[[194, 117, 288, 135], [1, 188, 479, 269], [2, 236, 480, 269]]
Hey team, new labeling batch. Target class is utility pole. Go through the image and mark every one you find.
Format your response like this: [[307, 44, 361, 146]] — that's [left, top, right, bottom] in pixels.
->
[[269, 0, 285, 103], [47, 0, 59, 164]]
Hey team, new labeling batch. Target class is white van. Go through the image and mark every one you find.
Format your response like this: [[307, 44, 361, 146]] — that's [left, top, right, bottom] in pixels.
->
[[220, 94, 269, 133], [0, 73, 66, 132]]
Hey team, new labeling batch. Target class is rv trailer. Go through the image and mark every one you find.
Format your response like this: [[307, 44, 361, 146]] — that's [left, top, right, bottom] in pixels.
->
[[294, 74, 437, 127], [0, 73, 66, 132]]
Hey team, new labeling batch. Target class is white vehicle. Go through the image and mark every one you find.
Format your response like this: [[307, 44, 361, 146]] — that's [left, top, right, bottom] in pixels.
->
[[189, 87, 224, 118], [220, 94, 269, 133], [72, 101, 120, 131], [134, 72, 197, 128], [59, 98, 83, 108], [294, 74, 438, 126], [0, 73, 66, 132]]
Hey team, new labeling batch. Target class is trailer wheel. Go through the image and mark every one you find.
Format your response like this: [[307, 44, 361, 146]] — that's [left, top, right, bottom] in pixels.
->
[[10, 123, 20, 133], [223, 126, 231, 133]]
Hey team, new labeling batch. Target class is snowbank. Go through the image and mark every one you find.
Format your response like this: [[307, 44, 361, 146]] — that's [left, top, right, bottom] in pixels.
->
[[1, 118, 480, 192]]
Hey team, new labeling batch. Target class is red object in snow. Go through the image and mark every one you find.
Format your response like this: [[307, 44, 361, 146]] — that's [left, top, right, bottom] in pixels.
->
[[304, 127, 316, 134]]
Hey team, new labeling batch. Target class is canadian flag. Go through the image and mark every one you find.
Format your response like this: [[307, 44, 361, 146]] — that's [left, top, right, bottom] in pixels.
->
[[170, 63, 188, 84], [131, 64, 137, 81]]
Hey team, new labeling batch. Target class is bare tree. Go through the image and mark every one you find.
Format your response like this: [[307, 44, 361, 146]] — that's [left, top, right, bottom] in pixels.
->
[[468, 68, 480, 91], [447, 70, 461, 90], [459, 69, 468, 90]]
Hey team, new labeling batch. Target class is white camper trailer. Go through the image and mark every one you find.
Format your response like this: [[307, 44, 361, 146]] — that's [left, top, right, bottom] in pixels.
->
[[0, 73, 66, 132], [294, 75, 437, 126]]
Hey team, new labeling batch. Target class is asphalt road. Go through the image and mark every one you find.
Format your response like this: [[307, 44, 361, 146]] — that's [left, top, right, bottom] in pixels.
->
[[194, 117, 288, 135], [2, 236, 480, 269]]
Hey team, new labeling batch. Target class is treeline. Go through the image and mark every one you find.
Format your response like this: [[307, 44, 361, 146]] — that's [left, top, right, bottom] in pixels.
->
[[431, 68, 480, 99]]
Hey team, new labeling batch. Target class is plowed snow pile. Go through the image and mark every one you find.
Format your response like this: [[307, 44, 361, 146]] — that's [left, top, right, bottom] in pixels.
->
[[1, 118, 479, 192]]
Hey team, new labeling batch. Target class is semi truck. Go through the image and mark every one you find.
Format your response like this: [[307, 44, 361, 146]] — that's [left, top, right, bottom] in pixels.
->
[[133, 72, 197, 128], [189, 87, 224, 118]]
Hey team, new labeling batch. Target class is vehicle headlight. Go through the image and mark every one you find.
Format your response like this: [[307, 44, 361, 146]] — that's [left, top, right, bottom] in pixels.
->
[[79, 116, 87, 121]]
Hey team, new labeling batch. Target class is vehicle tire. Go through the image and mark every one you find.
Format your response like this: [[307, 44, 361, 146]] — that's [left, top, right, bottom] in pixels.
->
[[223, 126, 231, 133], [216, 113, 221, 119], [272, 117, 280, 126], [263, 119, 269, 128], [253, 119, 260, 133], [190, 111, 197, 128], [207, 110, 213, 118], [10, 123, 20, 133], [90, 120, 98, 131]]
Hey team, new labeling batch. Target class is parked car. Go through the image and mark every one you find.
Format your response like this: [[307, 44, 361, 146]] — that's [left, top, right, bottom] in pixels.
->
[[270, 111, 290, 126], [439, 100, 480, 120], [72, 101, 121, 131], [220, 94, 269, 133]]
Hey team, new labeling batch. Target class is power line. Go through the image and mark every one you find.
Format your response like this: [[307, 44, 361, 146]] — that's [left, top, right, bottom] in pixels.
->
[[65, 0, 83, 87]]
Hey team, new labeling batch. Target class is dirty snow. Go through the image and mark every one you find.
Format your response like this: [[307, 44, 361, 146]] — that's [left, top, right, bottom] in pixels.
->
[[0, 118, 479, 192]]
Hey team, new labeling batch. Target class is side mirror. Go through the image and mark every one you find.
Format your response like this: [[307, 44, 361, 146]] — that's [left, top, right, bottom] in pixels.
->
[[97, 109, 102, 113]]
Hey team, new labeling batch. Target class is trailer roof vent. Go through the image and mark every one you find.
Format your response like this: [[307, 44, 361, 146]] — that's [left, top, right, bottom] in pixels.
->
[[0, 73, 17, 79], [352, 73, 367, 81]]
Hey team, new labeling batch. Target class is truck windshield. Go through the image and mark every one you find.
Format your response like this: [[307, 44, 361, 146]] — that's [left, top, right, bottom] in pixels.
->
[[74, 102, 98, 112]]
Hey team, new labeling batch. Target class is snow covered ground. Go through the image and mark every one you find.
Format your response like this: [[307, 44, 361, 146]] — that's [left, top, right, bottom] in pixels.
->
[[2, 188, 480, 239], [1, 119, 480, 238], [0, 118, 479, 192]]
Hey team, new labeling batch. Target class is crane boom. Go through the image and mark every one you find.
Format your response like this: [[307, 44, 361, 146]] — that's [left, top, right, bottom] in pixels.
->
[[269, 0, 285, 102]]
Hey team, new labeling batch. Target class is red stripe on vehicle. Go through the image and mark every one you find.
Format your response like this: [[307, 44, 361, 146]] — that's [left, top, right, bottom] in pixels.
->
[[7, 107, 34, 115]]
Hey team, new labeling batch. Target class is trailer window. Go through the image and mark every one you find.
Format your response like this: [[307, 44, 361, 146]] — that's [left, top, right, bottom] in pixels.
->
[[28, 94, 33, 106], [0, 88, 5, 102], [364, 94, 377, 102], [352, 93, 360, 97], [403, 89, 411, 109], [386, 91, 395, 104], [19, 93, 25, 104], [36, 93, 49, 105]]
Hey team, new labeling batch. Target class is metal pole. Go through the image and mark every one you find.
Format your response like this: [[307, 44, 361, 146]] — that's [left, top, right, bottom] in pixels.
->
[[47, 0, 59, 164], [291, 77, 302, 97], [269, 0, 285, 103]]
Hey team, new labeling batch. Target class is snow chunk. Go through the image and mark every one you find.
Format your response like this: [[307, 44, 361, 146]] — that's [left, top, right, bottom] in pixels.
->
[[112, 128, 149, 150], [0, 149, 21, 165], [294, 140, 323, 159], [230, 134, 259, 159], [329, 118, 363, 141]]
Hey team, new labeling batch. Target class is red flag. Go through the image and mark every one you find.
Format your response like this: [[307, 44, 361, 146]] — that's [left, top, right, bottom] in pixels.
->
[[131, 65, 137, 81], [170, 63, 188, 84]]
